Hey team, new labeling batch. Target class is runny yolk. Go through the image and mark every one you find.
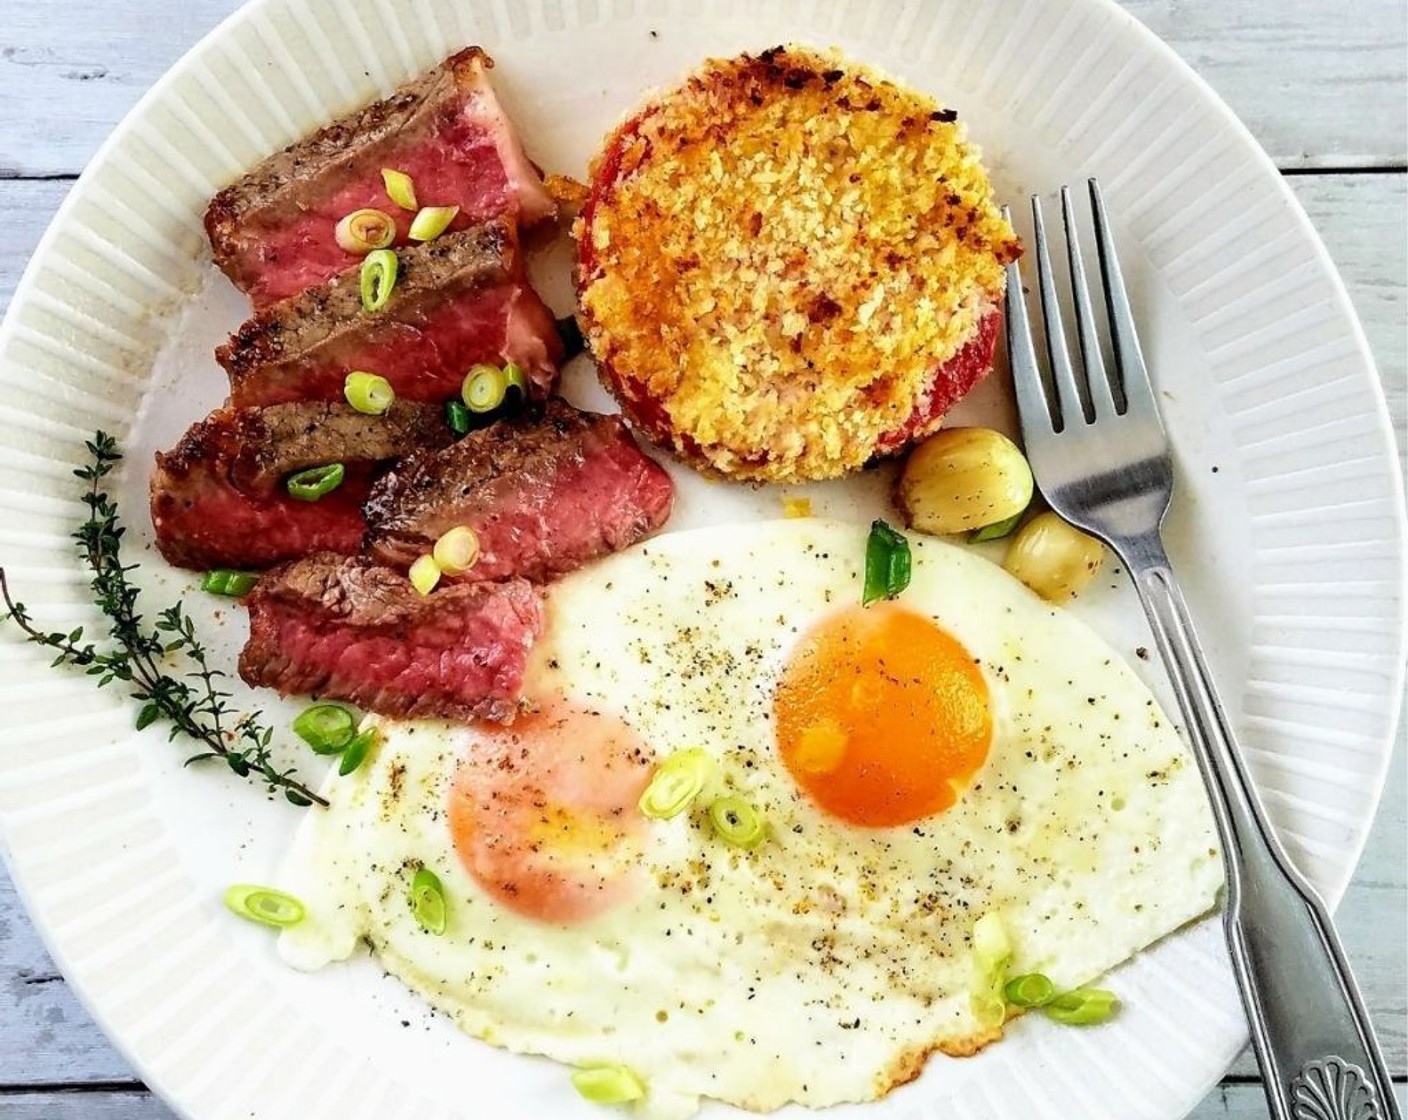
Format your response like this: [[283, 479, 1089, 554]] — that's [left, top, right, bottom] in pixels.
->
[[774, 602, 992, 827], [447, 698, 653, 924]]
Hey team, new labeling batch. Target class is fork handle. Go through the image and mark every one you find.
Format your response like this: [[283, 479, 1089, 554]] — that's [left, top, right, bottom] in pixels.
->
[[1121, 539, 1400, 1120]]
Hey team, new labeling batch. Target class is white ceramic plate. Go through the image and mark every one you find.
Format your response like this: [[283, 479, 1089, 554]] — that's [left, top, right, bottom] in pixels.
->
[[0, 1, 1402, 1118]]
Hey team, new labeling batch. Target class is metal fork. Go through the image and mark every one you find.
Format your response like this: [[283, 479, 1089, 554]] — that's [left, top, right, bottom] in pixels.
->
[[1005, 180, 1400, 1120]]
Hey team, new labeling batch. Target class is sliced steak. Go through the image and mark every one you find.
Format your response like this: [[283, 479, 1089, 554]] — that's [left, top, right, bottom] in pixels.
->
[[150, 401, 452, 571], [239, 552, 542, 723], [364, 399, 675, 583], [218, 223, 561, 409], [206, 47, 556, 306]]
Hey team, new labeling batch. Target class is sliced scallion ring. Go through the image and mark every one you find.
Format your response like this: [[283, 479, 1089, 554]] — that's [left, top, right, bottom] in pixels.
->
[[462, 364, 507, 413], [200, 569, 259, 597], [445, 399, 470, 436], [344, 371, 395, 415], [381, 167, 418, 211], [224, 884, 306, 928], [359, 249, 399, 313], [286, 463, 345, 502], [1004, 972, 1056, 1008], [970, 509, 1026, 543], [708, 796, 767, 849], [335, 208, 395, 254], [292, 703, 357, 755], [410, 866, 447, 934], [1043, 987, 1119, 1026], [972, 912, 1011, 970], [408, 204, 459, 242], [409, 554, 441, 596], [571, 1064, 646, 1104], [338, 727, 378, 776], [862, 519, 912, 606], [502, 362, 529, 405], [432, 526, 481, 576], [639, 748, 714, 820]]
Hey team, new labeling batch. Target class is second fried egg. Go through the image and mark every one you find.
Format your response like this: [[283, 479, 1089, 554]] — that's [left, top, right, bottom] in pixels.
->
[[277, 520, 1221, 1117]]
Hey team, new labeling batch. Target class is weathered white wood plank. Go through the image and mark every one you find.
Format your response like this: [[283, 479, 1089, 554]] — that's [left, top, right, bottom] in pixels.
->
[[1290, 173, 1408, 480], [0, 871, 140, 1084], [1192, 1082, 1408, 1119], [0, 1092, 176, 1119], [2, 1082, 1401, 1120], [1121, 0, 1408, 169], [0, 0, 1403, 177]]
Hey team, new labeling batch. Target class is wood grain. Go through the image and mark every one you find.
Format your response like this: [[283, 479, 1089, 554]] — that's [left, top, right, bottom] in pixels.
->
[[1, 1083, 1402, 1120], [0, 0, 1404, 177], [0, 0, 1404, 1114]]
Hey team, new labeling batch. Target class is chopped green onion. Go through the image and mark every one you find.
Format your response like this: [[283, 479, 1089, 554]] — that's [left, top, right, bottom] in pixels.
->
[[339, 726, 377, 776], [432, 526, 480, 576], [1043, 987, 1119, 1026], [381, 167, 418, 211], [410, 867, 447, 934], [201, 569, 259, 597], [445, 399, 470, 436], [571, 1064, 645, 1104], [972, 912, 1011, 969], [286, 463, 345, 501], [639, 748, 714, 820], [344, 370, 395, 415], [970, 912, 1012, 1027], [462, 364, 507, 413], [223, 884, 305, 928], [502, 362, 529, 405], [708, 796, 767, 849], [862, 519, 912, 606], [970, 509, 1025, 543], [335, 208, 395, 254], [1004, 973, 1056, 1008], [292, 703, 357, 755], [359, 249, 399, 313], [409, 554, 441, 596], [409, 204, 459, 242]]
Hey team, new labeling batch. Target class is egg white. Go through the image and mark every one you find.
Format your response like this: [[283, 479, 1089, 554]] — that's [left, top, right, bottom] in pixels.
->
[[277, 519, 1222, 1117]]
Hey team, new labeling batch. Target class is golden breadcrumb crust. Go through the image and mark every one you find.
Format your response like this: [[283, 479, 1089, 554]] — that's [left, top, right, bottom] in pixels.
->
[[575, 45, 1021, 482]]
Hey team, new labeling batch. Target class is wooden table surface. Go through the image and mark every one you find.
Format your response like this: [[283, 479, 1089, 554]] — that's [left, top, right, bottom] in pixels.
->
[[1, 2, 1404, 1117]]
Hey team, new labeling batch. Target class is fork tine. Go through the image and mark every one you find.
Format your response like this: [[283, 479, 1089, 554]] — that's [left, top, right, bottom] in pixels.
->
[[1060, 185, 1123, 419], [1088, 178, 1156, 418], [1031, 195, 1089, 430], [1002, 205, 1056, 436]]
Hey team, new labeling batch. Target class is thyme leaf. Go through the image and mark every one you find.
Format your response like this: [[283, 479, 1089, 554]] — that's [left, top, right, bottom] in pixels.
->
[[0, 431, 325, 808]]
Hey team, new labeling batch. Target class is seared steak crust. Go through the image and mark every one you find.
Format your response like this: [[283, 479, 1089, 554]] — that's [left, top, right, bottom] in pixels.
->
[[239, 552, 543, 722], [206, 47, 556, 306], [150, 401, 452, 570], [217, 224, 561, 408], [364, 400, 675, 583]]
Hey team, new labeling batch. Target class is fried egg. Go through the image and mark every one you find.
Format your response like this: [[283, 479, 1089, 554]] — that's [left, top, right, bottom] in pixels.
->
[[277, 519, 1222, 1117]]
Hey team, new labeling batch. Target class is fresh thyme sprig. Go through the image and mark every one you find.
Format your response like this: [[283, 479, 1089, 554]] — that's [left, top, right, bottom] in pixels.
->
[[0, 432, 326, 808]]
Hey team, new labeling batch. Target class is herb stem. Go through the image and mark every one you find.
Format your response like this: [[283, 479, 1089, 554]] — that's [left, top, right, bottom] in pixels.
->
[[0, 432, 326, 808]]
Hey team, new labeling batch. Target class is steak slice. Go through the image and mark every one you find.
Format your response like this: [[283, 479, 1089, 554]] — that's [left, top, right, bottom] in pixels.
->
[[218, 223, 561, 409], [206, 47, 556, 306], [150, 401, 452, 571], [365, 399, 675, 583], [239, 552, 542, 723]]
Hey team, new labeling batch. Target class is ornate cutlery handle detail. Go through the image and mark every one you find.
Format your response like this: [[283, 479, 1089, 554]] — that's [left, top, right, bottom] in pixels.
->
[[1118, 538, 1402, 1120], [1292, 1057, 1383, 1120]]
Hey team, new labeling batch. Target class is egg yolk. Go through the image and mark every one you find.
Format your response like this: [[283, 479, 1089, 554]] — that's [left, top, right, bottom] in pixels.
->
[[774, 602, 992, 827], [448, 698, 653, 923]]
